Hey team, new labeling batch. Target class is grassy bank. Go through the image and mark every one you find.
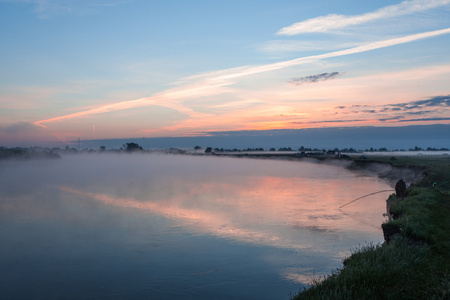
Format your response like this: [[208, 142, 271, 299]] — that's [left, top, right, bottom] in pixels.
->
[[292, 156, 450, 300]]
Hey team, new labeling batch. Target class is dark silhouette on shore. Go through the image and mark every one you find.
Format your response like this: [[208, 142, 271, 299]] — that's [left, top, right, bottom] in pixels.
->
[[395, 179, 407, 199]]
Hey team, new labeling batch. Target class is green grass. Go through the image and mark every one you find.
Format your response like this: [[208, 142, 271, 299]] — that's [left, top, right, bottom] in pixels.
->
[[292, 156, 450, 300]]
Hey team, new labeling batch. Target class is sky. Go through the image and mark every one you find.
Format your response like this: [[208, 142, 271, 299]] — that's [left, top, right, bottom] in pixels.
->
[[1, 0, 450, 147]]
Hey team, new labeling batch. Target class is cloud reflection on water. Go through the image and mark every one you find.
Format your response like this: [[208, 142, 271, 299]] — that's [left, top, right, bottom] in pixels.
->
[[0, 154, 393, 296], [59, 186, 314, 252], [56, 156, 390, 254]]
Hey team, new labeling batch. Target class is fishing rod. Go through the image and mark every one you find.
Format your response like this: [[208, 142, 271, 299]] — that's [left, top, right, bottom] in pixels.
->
[[339, 190, 394, 209]]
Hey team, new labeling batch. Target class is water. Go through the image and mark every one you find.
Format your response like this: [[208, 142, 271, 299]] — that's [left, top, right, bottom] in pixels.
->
[[0, 154, 392, 299]]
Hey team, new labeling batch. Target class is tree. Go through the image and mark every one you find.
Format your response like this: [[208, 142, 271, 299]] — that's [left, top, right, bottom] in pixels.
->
[[205, 147, 213, 153], [124, 143, 143, 152], [278, 147, 292, 151]]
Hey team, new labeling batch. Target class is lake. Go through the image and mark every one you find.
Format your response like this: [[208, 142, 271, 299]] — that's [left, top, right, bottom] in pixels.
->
[[0, 154, 392, 299]]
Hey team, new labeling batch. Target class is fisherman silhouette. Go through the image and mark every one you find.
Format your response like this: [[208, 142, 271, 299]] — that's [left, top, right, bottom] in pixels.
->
[[395, 179, 406, 199]]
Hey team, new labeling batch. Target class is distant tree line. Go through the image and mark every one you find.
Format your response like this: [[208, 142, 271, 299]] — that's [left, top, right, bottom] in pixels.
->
[[365, 146, 449, 152], [201, 145, 449, 154], [0, 147, 60, 160], [203, 146, 353, 153], [1, 142, 448, 160], [206, 147, 265, 153]]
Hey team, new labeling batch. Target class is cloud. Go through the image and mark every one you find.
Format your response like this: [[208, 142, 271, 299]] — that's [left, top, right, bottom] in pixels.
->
[[293, 119, 367, 124], [0, 122, 59, 146], [395, 117, 450, 122], [408, 95, 449, 107], [332, 95, 450, 125], [406, 110, 432, 115], [289, 72, 341, 85], [390, 95, 450, 110], [260, 40, 362, 54], [33, 28, 450, 128], [378, 116, 406, 122], [336, 95, 450, 114], [277, 0, 450, 35]]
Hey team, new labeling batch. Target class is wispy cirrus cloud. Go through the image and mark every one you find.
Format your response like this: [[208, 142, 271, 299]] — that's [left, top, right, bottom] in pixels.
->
[[34, 28, 450, 128], [340, 95, 450, 113], [169, 27, 450, 85], [277, 0, 450, 35], [260, 40, 362, 54], [282, 94, 450, 128], [333, 95, 450, 124], [391, 95, 449, 109], [289, 72, 341, 86], [292, 119, 367, 125], [372, 96, 446, 111], [393, 117, 450, 122]]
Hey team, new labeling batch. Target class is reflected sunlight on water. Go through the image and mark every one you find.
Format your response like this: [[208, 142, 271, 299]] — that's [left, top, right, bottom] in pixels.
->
[[0, 154, 392, 299]]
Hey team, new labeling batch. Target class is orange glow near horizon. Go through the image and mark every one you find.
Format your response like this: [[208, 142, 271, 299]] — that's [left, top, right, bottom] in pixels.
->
[[25, 42, 450, 142]]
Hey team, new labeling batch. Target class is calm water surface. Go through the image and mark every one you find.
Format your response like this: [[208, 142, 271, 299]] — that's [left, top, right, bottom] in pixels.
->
[[0, 154, 392, 299]]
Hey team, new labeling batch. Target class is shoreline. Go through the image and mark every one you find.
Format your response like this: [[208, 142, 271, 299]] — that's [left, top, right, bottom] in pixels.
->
[[292, 155, 450, 299]]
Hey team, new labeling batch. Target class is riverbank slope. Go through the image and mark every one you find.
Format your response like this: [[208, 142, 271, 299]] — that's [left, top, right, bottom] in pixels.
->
[[292, 156, 450, 299]]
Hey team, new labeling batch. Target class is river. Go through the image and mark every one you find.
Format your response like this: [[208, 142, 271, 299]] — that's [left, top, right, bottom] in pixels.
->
[[0, 154, 392, 299]]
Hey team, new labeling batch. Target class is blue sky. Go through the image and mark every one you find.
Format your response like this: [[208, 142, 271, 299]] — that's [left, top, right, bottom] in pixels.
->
[[1, 0, 449, 146]]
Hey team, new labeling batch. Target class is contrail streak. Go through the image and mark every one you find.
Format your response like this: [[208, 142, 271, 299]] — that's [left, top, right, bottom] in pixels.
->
[[277, 0, 450, 35], [34, 27, 450, 127]]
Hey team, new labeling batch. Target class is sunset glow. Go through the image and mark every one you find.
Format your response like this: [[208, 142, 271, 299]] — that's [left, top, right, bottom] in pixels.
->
[[1, 1, 449, 146]]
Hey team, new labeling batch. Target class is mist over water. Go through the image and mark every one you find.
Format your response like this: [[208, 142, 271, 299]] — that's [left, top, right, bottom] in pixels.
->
[[0, 154, 392, 299]]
